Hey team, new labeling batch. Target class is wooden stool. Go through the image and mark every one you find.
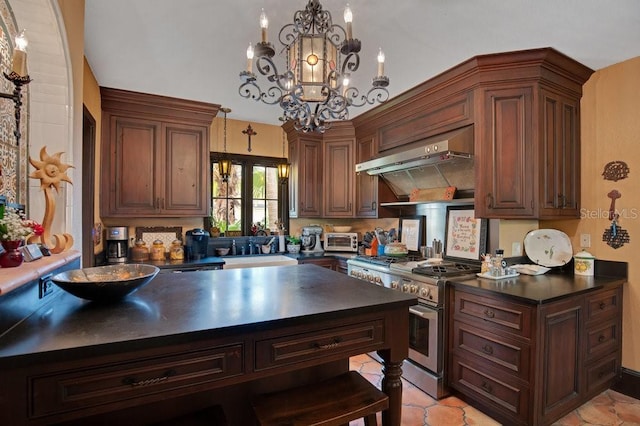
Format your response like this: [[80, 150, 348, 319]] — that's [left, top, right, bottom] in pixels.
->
[[252, 371, 388, 426]]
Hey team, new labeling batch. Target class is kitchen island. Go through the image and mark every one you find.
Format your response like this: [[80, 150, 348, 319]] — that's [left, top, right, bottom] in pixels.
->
[[0, 264, 416, 425]]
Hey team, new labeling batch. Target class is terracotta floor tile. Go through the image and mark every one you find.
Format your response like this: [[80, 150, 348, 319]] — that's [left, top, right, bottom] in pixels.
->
[[349, 356, 640, 426], [462, 405, 502, 425], [614, 401, 640, 424], [425, 405, 466, 425]]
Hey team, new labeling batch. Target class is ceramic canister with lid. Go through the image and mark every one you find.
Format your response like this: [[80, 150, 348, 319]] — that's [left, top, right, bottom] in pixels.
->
[[574, 250, 595, 276], [150, 239, 166, 261]]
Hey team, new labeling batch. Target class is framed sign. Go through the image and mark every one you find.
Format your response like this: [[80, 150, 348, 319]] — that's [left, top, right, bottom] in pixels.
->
[[444, 206, 487, 262], [399, 216, 426, 253]]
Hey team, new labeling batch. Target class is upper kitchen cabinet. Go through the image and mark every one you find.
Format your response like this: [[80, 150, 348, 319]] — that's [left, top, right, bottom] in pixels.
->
[[474, 49, 592, 219], [100, 88, 219, 218], [323, 123, 355, 218], [353, 47, 593, 220], [285, 124, 323, 218]]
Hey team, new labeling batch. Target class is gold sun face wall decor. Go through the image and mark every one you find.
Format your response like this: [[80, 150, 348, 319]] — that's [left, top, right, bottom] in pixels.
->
[[29, 146, 73, 192], [28, 146, 74, 253]]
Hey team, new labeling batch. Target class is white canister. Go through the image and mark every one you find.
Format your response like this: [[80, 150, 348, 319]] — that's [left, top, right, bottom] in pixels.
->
[[574, 250, 595, 276]]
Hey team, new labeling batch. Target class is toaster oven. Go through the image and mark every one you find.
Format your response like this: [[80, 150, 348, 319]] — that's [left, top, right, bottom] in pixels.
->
[[324, 232, 359, 252]]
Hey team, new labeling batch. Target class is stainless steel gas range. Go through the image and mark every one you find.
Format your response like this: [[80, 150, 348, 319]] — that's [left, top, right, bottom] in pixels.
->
[[347, 255, 480, 399]]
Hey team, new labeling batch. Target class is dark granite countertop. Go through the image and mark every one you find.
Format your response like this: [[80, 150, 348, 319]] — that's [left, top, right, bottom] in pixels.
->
[[449, 265, 626, 304], [0, 264, 416, 362]]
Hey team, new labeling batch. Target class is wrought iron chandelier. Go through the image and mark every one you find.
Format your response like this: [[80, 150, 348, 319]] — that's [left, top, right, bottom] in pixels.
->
[[239, 0, 389, 133]]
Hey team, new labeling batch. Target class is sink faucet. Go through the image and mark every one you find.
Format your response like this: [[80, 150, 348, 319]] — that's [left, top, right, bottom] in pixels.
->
[[248, 237, 254, 255]]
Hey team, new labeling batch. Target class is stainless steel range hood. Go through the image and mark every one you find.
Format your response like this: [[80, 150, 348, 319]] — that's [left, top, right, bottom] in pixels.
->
[[355, 126, 475, 200]]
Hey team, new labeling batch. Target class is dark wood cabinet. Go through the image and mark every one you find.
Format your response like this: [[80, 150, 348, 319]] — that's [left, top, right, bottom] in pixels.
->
[[297, 257, 337, 270], [355, 135, 378, 218], [449, 283, 623, 426], [472, 50, 592, 219], [476, 86, 535, 218], [285, 127, 323, 218], [336, 258, 349, 274], [352, 48, 593, 220], [323, 124, 356, 218], [100, 88, 218, 218]]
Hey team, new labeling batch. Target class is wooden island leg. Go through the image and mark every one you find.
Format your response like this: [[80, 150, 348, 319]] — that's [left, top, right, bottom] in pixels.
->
[[377, 349, 404, 426]]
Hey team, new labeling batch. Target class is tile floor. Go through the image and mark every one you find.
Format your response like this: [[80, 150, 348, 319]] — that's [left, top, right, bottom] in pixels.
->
[[349, 354, 640, 425]]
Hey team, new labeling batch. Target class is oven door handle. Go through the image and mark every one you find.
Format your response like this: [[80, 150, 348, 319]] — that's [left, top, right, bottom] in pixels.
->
[[409, 305, 438, 319]]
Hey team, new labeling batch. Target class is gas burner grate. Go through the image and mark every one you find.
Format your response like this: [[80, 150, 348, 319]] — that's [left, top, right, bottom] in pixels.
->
[[412, 262, 481, 278], [353, 254, 424, 266]]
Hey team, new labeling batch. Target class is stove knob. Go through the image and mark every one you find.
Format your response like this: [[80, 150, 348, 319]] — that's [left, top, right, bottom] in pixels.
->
[[420, 288, 429, 298], [410, 285, 419, 294], [350, 270, 357, 277], [367, 274, 373, 281], [357, 271, 363, 279], [402, 284, 410, 293], [374, 276, 382, 284], [390, 281, 399, 290]]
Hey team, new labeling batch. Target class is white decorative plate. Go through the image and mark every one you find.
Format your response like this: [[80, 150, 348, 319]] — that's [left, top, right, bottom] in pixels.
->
[[523, 229, 573, 267]]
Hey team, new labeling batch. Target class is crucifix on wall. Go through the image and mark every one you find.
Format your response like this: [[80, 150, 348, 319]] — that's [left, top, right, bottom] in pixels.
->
[[242, 124, 257, 152]]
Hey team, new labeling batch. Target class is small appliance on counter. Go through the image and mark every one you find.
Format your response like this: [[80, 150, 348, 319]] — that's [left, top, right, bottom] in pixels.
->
[[185, 228, 210, 260], [324, 232, 359, 252], [106, 226, 128, 263], [301, 225, 324, 253]]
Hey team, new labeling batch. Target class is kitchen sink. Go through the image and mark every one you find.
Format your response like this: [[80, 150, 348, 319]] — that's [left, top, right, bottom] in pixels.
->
[[222, 255, 298, 269]]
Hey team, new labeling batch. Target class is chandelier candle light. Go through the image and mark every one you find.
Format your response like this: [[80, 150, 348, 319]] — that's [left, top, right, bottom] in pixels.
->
[[0, 29, 32, 147], [239, 0, 389, 133]]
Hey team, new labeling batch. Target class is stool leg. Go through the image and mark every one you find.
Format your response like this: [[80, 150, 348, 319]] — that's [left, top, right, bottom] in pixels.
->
[[364, 413, 378, 426]]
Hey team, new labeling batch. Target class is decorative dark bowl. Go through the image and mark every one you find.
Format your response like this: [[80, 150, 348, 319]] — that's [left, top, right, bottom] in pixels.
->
[[51, 264, 159, 302]]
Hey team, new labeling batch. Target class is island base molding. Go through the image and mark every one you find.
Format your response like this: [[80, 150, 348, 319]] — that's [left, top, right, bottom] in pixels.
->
[[612, 367, 640, 400]]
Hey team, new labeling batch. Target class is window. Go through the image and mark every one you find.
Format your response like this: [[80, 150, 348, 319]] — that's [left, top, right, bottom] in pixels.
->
[[211, 153, 287, 235]]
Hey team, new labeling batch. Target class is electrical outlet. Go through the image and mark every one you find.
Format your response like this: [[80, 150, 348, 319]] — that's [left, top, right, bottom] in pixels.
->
[[580, 233, 591, 248], [511, 242, 522, 256], [39, 275, 54, 299]]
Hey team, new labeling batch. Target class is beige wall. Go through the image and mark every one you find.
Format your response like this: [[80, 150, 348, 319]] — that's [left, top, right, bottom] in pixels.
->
[[544, 56, 640, 371]]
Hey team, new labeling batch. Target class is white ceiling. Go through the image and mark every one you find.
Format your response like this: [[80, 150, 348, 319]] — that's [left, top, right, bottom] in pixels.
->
[[84, 0, 640, 126]]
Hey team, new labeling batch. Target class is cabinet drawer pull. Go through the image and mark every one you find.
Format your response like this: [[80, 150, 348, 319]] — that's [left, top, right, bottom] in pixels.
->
[[481, 381, 493, 394], [482, 344, 494, 355], [483, 309, 495, 319], [122, 369, 175, 387], [372, 201, 376, 210], [313, 337, 342, 350], [599, 302, 607, 310], [598, 335, 606, 343], [486, 193, 493, 209]]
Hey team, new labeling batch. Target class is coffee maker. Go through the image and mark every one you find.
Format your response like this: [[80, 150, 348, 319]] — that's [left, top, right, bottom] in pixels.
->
[[301, 225, 324, 253], [106, 226, 128, 263], [185, 228, 210, 260]]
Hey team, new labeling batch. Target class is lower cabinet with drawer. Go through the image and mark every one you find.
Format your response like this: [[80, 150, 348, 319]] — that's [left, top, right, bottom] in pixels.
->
[[28, 342, 244, 421], [448, 283, 623, 426]]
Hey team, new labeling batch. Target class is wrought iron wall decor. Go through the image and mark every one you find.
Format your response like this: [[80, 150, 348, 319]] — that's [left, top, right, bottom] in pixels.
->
[[238, 0, 389, 133], [602, 160, 629, 181], [602, 189, 630, 249]]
